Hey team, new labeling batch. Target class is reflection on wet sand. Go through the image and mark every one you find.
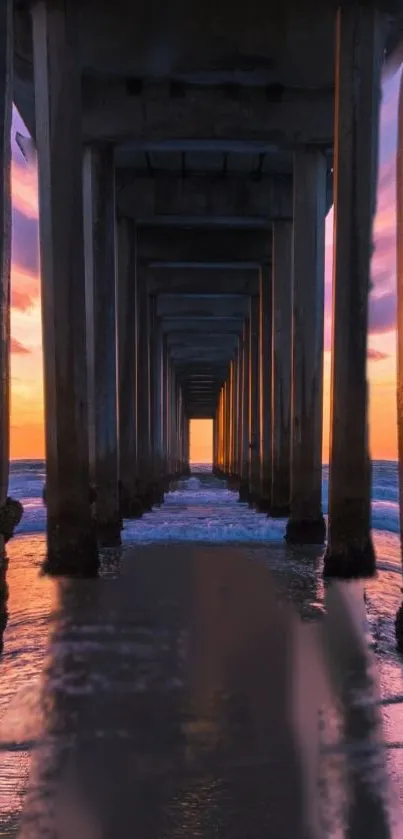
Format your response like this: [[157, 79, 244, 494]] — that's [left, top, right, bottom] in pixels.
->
[[0, 554, 9, 655], [0, 544, 397, 838]]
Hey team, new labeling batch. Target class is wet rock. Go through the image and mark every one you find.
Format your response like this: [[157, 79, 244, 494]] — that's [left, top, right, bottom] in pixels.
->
[[0, 497, 23, 543]]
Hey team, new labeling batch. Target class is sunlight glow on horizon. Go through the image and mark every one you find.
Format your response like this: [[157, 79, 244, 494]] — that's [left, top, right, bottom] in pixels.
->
[[9, 65, 402, 462]]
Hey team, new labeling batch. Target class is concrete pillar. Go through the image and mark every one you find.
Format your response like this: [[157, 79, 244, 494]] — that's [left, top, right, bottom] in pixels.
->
[[183, 414, 190, 472], [271, 222, 293, 517], [161, 339, 168, 482], [136, 261, 153, 505], [222, 382, 228, 475], [258, 263, 273, 511], [166, 358, 173, 478], [117, 219, 141, 517], [218, 387, 224, 472], [325, 7, 385, 578], [212, 416, 217, 471], [239, 319, 250, 500], [395, 62, 403, 652], [249, 296, 260, 503], [149, 297, 164, 500], [0, 0, 12, 558], [232, 349, 239, 481], [285, 149, 326, 545], [32, 1, 97, 574], [398, 71, 403, 653], [83, 146, 120, 546]]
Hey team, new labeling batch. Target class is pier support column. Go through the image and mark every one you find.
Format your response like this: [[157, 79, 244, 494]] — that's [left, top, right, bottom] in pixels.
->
[[249, 296, 260, 504], [271, 222, 293, 517], [117, 219, 141, 518], [232, 348, 240, 483], [150, 297, 164, 502], [325, 7, 385, 577], [0, 0, 12, 557], [258, 262, 273, 512], [32, 1, 97, 574], [239, 319, 250, 501], [285, 149, 326, 546], [213, 415, 218, 472], [136, 261, 153, 507], [398, 71, 403, 650], [83, 147, 120, 546]]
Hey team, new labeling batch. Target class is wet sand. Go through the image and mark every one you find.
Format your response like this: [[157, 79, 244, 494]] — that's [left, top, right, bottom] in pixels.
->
[[0, 531, 403, 837]]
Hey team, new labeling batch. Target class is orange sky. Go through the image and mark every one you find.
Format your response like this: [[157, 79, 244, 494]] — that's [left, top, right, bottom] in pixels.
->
[[9, 67, 401, 463]]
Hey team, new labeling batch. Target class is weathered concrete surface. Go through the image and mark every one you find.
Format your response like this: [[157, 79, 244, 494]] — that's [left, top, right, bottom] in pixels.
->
[[117, 219, 141, 518], [249, 296, 260, 502], [136, 265, 153, 504], [396, 34, 403, 649], [0, 0, 12, 559], [271, 221, 293, 517], [31, 1, 97, 574], [83, 146, 121, 546], [3, 544, 394, 839], [258, 264, 272, 510], [239, 320, 250, 500], [137, 228, 271, 263], [147, 268, 259, 295], [325, 7, 385, 579], [117, 172, 293, 220], [81, 79, 335, 145], [286, 150, 326, 546]]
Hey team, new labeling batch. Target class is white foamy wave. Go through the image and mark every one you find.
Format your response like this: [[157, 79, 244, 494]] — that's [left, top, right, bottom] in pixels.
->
[[7, 459, 403, 545]]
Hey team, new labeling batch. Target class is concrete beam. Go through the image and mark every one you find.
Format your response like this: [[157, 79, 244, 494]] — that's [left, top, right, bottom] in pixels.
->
[[160, 317, 243, 334], [117, 172, 293, 220], [82, 79, 334, 146], [169, 348, 235, 360], [148, 269, 259, 295], [137, 227, 271, 263], [157, 294, 249, 318], [149, 260, 262, 270]]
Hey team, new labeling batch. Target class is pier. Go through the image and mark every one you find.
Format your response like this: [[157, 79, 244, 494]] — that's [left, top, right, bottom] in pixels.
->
[[2, 0, 399, 572], [1, 1, 403, 830]]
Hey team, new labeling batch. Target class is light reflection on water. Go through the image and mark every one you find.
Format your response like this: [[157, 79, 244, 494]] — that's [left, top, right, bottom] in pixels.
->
[[0, 472, 402, 835]]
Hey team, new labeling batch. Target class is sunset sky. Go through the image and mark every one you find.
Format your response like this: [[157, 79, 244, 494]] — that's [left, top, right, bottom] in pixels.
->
[[9, 66, 401, 463]]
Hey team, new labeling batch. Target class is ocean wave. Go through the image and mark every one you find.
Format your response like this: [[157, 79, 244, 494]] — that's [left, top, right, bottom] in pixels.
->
[[6, 460, 402, 545]]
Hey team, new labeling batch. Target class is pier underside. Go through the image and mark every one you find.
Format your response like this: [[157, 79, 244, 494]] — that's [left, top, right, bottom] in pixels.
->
[[0, 5, 402, 595]]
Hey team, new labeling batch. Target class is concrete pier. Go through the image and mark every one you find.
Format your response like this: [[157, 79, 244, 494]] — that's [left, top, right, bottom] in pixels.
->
[[31, 0, 98, 574], [11, 0, 402, 585], [83, 146, 121, 546], [271, 222, 293, 517], [325, 6, 385, 579], [258, 263, 272, 512], [239, 320, 250, 502], [0, 0, 12, 558], [117, 219, 141, 518], [136, 261, 153, 507], [249, 295, 260, 504], [286, 149, 326, 546]]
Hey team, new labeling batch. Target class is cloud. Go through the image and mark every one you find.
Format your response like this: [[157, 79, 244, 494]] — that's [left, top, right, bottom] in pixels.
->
[[368, 291, 396, 334], [10, 159, 38, 219], [11, 264, 40, 310], [11, 337, 30, 355], [11, 289, 35, 311], [11, 209, 39, 276], [367, 348, 389, 362]]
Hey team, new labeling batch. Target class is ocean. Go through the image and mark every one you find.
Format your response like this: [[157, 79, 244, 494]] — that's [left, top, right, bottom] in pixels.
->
[[8, 458, 402, 550], [1, 460, 403, 835]]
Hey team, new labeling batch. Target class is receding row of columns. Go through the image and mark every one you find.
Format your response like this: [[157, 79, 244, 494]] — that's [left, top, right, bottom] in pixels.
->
[[0, 1, 191, 573], [213, 5, 385, 579]]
